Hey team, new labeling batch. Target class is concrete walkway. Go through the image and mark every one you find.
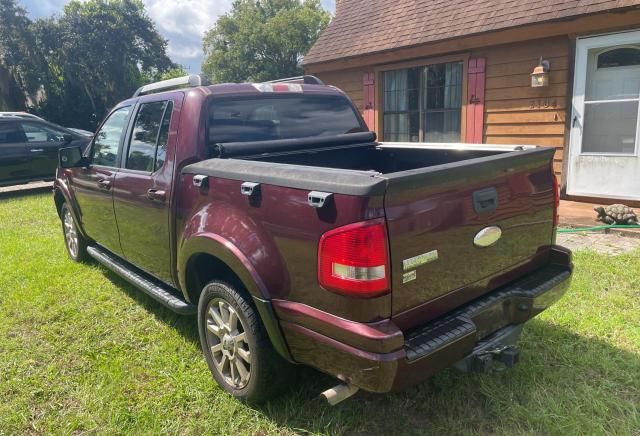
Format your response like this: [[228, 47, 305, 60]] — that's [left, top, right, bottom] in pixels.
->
[[557, 231, 640, 255], [0, 181, 52, 195]]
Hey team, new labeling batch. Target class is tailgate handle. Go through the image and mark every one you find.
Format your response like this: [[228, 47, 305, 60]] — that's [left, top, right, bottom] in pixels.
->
[[473, 187, 498, 214]]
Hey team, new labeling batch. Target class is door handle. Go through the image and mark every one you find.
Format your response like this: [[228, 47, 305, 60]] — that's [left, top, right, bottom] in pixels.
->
[[30, 148, 44, 153], [146, 189, 166, 202], [97, 179, 112, 190]]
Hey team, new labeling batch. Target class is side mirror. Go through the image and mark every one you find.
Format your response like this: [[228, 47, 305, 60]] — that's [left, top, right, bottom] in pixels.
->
[[63, 133, 74, 143], [59, 146, 87, 169]]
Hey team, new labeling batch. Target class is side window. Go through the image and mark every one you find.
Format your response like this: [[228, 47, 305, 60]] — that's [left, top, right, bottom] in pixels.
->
[[20, 122, 66, 143], [126, 100, 172, 172], [92, 107, 132, 167], [0, 122, 26, 144], [154, 101, 172, 171]]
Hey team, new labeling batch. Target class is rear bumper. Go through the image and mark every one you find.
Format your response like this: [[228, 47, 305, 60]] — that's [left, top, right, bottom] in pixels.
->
[[274, 246, 572, 393]]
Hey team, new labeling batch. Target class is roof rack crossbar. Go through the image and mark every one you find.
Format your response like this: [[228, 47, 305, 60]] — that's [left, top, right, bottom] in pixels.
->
[[133, 74, 210, 98], [266, 75, 324, 85]]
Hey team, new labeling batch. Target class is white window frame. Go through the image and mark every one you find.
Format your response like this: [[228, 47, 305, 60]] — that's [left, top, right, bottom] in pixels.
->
[[571, 30, 640, 158]]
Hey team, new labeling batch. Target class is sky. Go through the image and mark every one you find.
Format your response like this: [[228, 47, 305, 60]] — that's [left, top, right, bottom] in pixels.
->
[[20, 0, 336, 73]]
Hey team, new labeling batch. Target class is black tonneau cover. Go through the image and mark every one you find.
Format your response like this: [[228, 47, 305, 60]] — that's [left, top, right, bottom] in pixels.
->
[[210, 132, 376, 158]]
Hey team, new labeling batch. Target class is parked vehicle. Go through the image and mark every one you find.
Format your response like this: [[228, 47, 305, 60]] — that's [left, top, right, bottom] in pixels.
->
[[0, 117, 91, 187], [54, 75, 572, 404], [0, 111, 43, 120], [67, 127, 94, 137]]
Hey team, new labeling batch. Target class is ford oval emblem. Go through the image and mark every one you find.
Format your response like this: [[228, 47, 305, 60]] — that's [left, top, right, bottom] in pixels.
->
[[474, 226, 502, 247]]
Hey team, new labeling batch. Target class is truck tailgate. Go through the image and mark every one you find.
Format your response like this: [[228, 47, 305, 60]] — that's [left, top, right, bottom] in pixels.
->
[[383, 148, 556, 320]]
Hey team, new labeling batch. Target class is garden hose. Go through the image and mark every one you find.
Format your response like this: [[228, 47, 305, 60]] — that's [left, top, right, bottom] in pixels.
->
[[557, 225, 640, 234]]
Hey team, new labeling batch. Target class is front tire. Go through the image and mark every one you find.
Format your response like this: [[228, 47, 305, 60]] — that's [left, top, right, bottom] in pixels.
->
[[60, 203, 88, 262], [197, 280, 289, 403]]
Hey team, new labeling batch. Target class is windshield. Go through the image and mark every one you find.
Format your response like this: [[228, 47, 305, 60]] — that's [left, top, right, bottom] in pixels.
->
[[208, 94, 366, 144]]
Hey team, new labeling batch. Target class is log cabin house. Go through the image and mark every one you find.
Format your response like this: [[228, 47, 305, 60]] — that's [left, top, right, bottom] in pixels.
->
[[303, 0, 640, 204]]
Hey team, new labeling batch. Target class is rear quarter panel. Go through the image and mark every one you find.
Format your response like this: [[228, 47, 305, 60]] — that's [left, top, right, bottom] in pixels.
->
[[175, 173, 391, 323]]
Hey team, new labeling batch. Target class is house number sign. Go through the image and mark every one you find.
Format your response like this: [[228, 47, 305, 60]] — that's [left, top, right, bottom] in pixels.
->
[[529, 98, 558, 109]]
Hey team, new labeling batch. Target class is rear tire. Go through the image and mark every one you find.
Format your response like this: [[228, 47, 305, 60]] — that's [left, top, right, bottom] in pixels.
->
[[197, 280, 289, 403], [60, 203, 88, 262]]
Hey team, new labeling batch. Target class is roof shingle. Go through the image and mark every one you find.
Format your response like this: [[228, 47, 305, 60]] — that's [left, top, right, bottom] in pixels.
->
[[304, 0, 640, 65]]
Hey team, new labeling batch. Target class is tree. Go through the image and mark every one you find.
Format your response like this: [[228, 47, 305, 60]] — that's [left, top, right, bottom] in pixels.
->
[[1, 0, 177, 129], [0, 0, 42, 109], [158, 67, 189, 81], [32, 0, 176, 129], [202, 0, 330, 83]]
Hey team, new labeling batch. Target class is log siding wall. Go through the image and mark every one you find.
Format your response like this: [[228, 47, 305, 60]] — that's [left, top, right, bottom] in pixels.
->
[[309, 37, 571, 178], [475, 37, 570, 177]]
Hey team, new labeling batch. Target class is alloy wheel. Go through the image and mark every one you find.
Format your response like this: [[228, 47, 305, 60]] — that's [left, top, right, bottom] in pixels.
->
[[63, 209, 79, 258], [205, 298, 252, 389]]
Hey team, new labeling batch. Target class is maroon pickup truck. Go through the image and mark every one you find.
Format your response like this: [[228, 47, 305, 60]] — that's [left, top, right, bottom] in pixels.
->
[[54, 75, 572, 404]]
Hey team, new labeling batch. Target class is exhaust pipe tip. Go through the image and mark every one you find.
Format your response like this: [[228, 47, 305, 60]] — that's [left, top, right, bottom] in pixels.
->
[[321, 383, 359, 406]]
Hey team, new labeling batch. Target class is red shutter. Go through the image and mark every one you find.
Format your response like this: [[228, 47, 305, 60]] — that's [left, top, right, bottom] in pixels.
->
[[362, 72, 375, 131], [466, 58, 486, 143]]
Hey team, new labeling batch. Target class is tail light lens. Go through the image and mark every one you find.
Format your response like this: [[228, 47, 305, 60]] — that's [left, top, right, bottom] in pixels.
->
[[318, 219, 390, 298], [552, 174, 560, 227]]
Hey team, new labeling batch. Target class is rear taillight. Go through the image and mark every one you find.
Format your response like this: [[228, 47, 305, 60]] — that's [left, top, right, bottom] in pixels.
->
[[552, 174, 560, 227], [318, 219, 390, 298]]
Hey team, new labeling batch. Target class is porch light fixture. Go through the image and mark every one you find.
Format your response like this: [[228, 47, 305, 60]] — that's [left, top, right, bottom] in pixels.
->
[[531, 57, 550, 88]]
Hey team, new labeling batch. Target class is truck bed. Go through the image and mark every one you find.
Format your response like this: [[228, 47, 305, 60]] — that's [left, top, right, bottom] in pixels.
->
[[247, 142, 533, 174], [186, 142, 538, 195], [184, 141, 557, 326]]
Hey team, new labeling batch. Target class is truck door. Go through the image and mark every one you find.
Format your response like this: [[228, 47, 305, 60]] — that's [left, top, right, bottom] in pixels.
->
[[19, 120, 69, 180], [0, 121, 31, 184], [112, 95, 179, 285], [70, 106, 132, 255]]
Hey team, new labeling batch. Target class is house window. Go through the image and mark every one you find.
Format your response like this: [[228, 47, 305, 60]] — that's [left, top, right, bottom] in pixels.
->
[[383, 61, 463, 142], [596, 46, 640, 69], [583, 45, 640, 155]]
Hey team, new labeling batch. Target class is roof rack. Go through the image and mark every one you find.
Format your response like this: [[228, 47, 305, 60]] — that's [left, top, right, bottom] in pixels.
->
[[0, 112, 42, 120], [266, 75, 324, 85], [133, 74, 210, 98]]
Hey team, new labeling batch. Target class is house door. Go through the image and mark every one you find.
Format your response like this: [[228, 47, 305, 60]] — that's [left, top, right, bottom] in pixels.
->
[[568, 31, 640, 201]]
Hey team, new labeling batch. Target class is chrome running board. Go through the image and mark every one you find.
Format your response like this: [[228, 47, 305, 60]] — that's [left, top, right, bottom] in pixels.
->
[[87, 246, 196, 315]]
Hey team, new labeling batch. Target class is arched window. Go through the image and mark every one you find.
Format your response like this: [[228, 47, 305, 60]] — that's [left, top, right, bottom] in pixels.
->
[[596, 46, 640, 68]]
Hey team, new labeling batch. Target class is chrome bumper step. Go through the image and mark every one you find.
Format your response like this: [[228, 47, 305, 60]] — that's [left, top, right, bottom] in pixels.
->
[[404, 265, 571, 362]]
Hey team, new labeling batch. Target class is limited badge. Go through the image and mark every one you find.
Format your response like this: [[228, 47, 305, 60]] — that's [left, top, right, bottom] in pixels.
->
[[402, 250, 439, 271], [402, 270, 417, 283]]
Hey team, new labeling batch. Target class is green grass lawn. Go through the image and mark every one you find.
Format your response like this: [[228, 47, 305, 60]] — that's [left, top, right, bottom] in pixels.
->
[[0, 191, 638, 435]]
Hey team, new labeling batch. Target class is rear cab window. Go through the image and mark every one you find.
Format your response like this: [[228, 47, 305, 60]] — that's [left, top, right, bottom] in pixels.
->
[[208, 94, 366, 146]]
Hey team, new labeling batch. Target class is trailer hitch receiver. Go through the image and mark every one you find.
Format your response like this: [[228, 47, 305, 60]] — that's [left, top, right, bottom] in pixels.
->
[[470, 345, 520, 373], [454, 325, 523, 373]]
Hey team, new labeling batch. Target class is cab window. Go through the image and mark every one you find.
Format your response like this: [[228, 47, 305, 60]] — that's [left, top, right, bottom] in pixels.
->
[[20, 122, 66, 143], [92, 107, 131, 167], [0, 122, 26, 144], [126, 101, 172, 172]]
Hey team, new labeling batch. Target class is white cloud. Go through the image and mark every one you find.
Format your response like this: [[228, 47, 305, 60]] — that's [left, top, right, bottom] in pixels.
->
[[145, 0, 231, 37], [143, 0, 234, 72]]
